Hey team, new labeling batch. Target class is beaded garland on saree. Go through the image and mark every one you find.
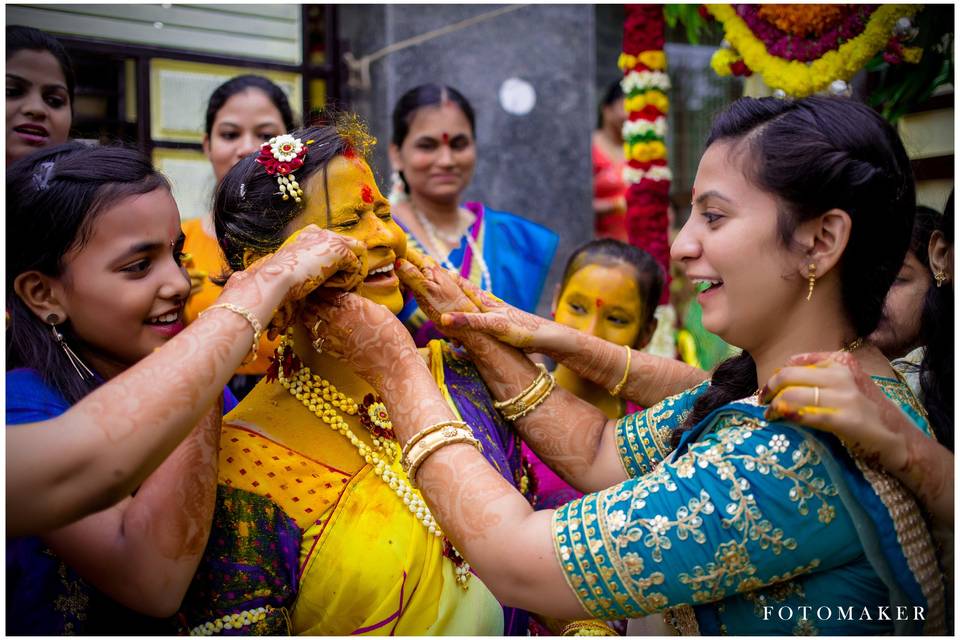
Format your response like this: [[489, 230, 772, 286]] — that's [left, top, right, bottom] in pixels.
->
[[179, 340, 531, 635]]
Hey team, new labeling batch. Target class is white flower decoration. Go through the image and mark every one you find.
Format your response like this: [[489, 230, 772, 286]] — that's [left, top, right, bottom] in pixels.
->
[[648, 514, 670, 534], [270, 135, 303, 162], [769, 434, 789, 454]]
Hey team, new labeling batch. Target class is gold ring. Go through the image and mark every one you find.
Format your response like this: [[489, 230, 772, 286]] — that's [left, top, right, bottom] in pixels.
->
[[813, 386, 820, 407]]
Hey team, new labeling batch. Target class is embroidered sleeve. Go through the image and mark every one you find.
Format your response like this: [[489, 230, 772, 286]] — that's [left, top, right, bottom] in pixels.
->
[[555, 413, 860, 620], [615, 382, 707, 477]]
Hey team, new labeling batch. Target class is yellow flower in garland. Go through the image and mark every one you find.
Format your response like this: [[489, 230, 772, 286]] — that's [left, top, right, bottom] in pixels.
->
[[711, 49, 741, 77], [707, 4, 921, 98], [624, 91, 670, 114], [618, 50, 667, 72], [624, 140, 668, 163]]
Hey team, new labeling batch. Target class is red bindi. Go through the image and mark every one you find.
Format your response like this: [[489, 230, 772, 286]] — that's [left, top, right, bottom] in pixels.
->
[[596, 298, 604, 308], [441, 132, 449, 144], [360, 184, 374, 204]]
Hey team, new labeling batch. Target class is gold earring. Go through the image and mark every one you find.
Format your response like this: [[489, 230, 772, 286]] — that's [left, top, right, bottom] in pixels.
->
[[806, 263, 816, 301], [935, 270, 947, 288]]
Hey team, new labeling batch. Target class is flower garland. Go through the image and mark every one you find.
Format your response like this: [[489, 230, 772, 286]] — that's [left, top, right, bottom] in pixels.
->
[[708, 4, 923, 98], [618, 4, 671, 306]]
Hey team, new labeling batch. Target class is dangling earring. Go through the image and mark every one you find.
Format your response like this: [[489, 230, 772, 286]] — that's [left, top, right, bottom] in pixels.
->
[[935, 270, 947, 288], [805, 263, 817, 301], [47, 314, 95, 381], [388, 169, 408, 206]]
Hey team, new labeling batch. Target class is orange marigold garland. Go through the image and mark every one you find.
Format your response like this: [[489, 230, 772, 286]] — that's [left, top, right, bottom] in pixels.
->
[[708, 4, 924, 98], [619, 4, 671, 306]]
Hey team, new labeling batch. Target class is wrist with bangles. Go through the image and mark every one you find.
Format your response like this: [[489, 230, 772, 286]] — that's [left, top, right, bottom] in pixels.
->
[[401, 420, 482, 488], [198, 302, 263, 364], [492, 364, 557, 421]]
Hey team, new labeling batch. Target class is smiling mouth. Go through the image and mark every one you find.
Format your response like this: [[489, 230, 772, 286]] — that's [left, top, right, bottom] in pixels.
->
[[364, 262, 396, 284], [145, 310, 182, 325]]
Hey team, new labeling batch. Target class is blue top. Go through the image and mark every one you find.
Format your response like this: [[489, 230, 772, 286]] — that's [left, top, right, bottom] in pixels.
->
[[5, 368, 237, 634], [554, 378, 946, 635], [399, 202, 559, 346]]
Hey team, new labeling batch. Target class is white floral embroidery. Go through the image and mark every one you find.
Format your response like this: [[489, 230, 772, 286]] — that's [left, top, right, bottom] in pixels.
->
[[769, 434, 789, 454]]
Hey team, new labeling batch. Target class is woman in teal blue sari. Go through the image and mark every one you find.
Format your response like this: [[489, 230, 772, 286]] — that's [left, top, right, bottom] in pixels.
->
[[308, 96, 947, 635]]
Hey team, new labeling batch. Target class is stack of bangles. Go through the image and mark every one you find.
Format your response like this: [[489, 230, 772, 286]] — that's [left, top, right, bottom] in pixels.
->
[[401, 420, 482, 489], [198, 302, 262, 365], [492, 363, 557, 421]]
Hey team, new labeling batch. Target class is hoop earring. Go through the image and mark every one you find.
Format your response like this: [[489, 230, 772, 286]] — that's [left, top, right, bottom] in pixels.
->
[[805, 263, 817, 301], [47, 314, 95, 381], [935, 270, 947, 288]]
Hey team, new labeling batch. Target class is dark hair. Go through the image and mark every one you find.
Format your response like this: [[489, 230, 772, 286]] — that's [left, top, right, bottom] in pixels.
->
[[205, 74, 296, 138], [7, 142, 170, 406], [214, 116, 374, 274], [6, 25, 76, 108], [391, 83, 476, 147], [908, 205, 940, 270], [674, 97, 916, 445], [559, 239, 663, 330], [601, 80, 624, 108], [919, 193, 953, 449]]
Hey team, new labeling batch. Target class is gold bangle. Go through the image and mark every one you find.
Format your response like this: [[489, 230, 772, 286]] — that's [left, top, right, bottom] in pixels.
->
[[400, 420, 468, 461], [493, 364, 547, 409], [199, 302, 262, 364], [405, 430, 481, 488], [501, 372, 556, 421], [560, 620, 618, 636], [608, 345, 632, 397], [402, 424, 476, 475]]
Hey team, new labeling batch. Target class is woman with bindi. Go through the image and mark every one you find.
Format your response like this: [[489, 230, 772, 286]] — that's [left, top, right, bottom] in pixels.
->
[[176, 117, 532, 635], [181, 75, 296, 397], [387, 83, 558, 345], [526, 239, 665, 511], [6, 26, 74, 164], [311, 96, 945, 635]]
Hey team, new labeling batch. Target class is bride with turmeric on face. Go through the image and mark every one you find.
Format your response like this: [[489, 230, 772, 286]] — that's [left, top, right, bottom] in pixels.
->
[[176, 118, 530, 635]]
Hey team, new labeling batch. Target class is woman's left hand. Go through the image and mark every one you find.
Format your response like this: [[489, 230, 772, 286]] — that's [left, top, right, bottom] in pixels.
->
[[761, 351, 910, 469], [301, 292, 422, 389]]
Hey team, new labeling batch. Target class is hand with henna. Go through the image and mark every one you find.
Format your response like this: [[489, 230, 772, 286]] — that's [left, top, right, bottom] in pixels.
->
[[8, 225, 360, 539], [228, 224, 366, 339], [440, 274, 706, 408], [762, 351, 953, 528]]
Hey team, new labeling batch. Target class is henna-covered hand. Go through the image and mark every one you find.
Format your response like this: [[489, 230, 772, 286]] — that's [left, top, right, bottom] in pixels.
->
[[301, 292, 420, 390], [439, 285, 558, 352], [762, 350, 953, 525], [222, 225, 366, 339]]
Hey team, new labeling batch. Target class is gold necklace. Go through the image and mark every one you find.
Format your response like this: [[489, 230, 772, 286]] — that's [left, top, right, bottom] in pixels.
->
[[273, 334, 472, 588]]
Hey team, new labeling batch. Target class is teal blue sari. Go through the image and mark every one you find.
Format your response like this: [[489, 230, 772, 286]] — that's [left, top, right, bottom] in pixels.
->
[[553, 378, 946, 634]]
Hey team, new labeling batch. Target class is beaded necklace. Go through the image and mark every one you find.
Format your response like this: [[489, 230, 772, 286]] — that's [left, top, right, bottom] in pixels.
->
[[412, 205, 493, 292], [273, 334, 472, 588]]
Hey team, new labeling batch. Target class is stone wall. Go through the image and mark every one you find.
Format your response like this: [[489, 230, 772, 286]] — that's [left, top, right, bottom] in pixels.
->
[[339, 4, 596, 312]]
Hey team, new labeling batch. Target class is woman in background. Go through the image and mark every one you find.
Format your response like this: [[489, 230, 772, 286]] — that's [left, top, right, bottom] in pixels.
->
[[6, 25, 73, 164], [528, 239, 666, 510], [592, 81, 629, 242], [387, 83, 558, 345], [181, 75, 296, 397]]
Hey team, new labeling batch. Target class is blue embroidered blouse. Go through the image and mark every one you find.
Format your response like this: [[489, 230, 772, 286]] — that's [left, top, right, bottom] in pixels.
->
[[553, 378, 946, 635]]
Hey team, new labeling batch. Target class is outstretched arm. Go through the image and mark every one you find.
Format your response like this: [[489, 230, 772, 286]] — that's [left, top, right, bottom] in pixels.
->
[[440, 280, 707, 408], [7, 225, 365, 538], [393, 256, 625, 493]]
